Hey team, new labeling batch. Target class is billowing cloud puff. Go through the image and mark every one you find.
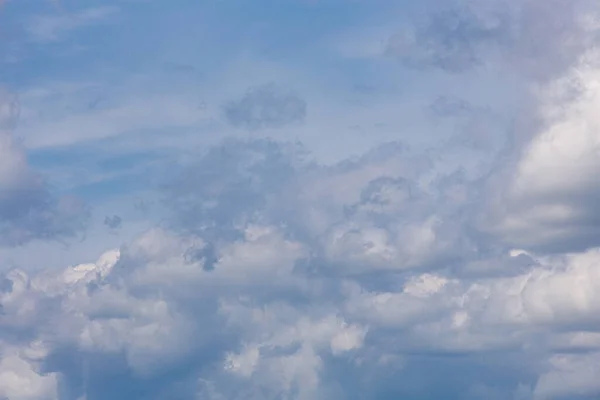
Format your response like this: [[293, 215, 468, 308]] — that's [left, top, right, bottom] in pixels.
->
[[479, 49, 600, 253]]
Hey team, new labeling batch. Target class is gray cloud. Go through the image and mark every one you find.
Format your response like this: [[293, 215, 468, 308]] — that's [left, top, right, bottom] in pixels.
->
[[386, 1, 514, 73], [162, 139, 304, 241], [223, 83, 307, 130], [0, 89, 89, 247], [4, 0, 600, 399], [475, 52, 600, 254], [387, 0, 600, 80], [104, 215, 122, 230], [1, 134, 600, 399], [388, 0, 600, 254]]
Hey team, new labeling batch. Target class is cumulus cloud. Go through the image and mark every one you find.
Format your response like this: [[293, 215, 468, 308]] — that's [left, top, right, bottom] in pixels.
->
[[5, 0, 600, 399], [479, 49, 600, 253], [4, 216, 600, 399], [0, 127, 598, 398], [0, 89, 88, 246], [387, 0, 600, 254]]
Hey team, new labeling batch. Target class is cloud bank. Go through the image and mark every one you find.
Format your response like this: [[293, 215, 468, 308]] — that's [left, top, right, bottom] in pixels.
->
[[3, 0, 600, 399]]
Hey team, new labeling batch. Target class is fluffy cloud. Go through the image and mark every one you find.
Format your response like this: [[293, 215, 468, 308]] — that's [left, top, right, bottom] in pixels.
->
[[479, 49, 600, 253], [0, 343, 58, 400], [2, 128, 600, 399], [5, 0, 600, 399], [4, 219, 600, 399]]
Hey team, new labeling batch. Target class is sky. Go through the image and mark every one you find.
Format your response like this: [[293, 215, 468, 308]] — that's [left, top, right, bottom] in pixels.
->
[[1, 0, 600, 399]]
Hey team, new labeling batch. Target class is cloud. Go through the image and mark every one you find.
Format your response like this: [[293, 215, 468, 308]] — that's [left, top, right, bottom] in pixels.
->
[[19, 81, 207, 150], [162, 139, 304, 240], [534, 353, 600, 399], [223, 83, 307, 131], [0, 89, 88, 246], [5, 0, 600, 399], [478, 49, 600, 253], [1, 127, 600, 399], [0, 343, 58, 400], [3, 210, 600, 399], [104, 215, 122, 230], [25, 6, 119, 43], [382, 0, 600, 255], [386, 1, 514, 73], [385, 0, 599, 79]]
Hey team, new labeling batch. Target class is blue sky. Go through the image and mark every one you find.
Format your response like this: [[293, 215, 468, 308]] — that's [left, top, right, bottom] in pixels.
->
[[2, 0, 600, 399]]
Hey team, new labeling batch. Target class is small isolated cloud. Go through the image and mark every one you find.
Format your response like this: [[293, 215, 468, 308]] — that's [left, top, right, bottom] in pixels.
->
[[223, 83, 307, 131], [104, 215, 123, 230]]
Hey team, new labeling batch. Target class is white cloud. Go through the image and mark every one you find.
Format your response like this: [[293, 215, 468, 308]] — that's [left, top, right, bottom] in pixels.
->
[[0, 350, 58, 400], [481, 49, 600, 252], [0, 211, 599, 399], [6, 0, 600, 399], [535, 353, 600, 399]]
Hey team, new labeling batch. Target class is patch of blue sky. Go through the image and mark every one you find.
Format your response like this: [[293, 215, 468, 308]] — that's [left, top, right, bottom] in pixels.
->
[[2, 0, 521, 204], [28, 147, 162, 198]]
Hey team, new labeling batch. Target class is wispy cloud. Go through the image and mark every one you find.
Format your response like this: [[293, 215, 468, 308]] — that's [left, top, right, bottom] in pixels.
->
[[0, 89, 88, 247], [223, 83, 307, 131], [25, 6, 119, 43]]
